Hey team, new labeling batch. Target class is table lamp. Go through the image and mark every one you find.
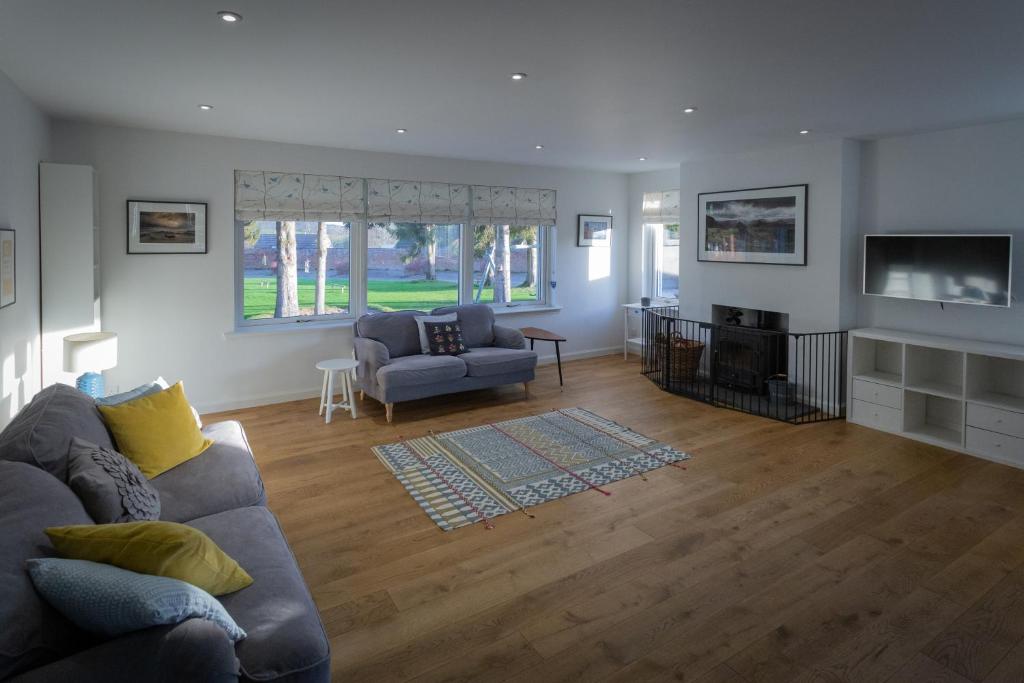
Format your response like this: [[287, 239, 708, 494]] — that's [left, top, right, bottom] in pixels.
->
[[63, 331, 118, 398]]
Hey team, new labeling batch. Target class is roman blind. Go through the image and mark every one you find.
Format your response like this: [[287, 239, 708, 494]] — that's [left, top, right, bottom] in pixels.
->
[[642, 189, 680, 224], [235, 170, 557, 226]]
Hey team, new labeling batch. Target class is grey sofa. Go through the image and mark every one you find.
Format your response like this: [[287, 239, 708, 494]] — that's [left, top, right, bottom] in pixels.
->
[[0, 384, 330, 683], [354, 304, 538, 422]]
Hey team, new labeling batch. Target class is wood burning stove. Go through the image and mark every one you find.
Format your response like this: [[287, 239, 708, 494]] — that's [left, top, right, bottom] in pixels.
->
[[710, 305, 789, 395]]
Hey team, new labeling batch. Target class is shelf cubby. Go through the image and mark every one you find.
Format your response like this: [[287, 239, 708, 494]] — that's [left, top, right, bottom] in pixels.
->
[[904, 345, 964, 399], [966, 354, 1024, 413], [851, 336, 903, 387], [903, 391, 963, 449]]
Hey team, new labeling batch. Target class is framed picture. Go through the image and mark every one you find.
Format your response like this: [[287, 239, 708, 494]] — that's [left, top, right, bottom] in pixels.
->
[[127, 200, 207, 254], [697, 184, 807, 265], [0, 228, 14, 309], [577, 214, 612, 247]]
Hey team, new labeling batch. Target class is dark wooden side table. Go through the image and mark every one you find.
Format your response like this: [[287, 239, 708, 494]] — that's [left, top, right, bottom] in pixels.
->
[[520, 327, 567, 386]]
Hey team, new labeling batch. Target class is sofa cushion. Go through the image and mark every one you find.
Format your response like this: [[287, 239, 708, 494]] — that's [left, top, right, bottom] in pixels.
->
[[376, 354, 467, 391], [151, 421, 266, 523], [26, 558, 247, 642], [413, 313, 456, 354], [0, 461, 94, 679], [356, 310, 422, 358], [0, 383, 114, 481], [432, 304, 495, 348], [66, 438, 161, 523], [424, 321, 468, 356], [461, 347, 538, 377], [187, 506, 330, 683]]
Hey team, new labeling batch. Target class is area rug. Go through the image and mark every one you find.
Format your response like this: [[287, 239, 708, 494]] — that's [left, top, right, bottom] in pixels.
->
[[372, 408, 690, 531]]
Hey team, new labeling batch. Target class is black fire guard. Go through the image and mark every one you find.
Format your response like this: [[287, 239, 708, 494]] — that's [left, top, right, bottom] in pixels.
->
[[641, 306, 847, 424]]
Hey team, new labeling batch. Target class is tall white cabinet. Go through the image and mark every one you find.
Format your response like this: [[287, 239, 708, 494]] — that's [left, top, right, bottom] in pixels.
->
[[848, 328, 1024, 469], [39, 163, 100, 387]]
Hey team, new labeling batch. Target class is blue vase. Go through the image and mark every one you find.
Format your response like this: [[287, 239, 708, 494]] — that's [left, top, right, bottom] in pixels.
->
[[76, 372, 105, 399]]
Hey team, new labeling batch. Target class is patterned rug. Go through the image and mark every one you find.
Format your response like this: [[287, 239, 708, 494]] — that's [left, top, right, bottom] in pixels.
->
[[372, 408, 690, 531]]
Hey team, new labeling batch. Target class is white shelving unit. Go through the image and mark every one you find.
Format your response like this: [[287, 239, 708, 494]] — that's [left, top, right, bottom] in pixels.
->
[[849, 328, 1024, 469]]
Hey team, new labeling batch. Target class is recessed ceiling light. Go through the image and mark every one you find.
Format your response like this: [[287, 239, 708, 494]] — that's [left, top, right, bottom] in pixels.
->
[[510, 72, 527, 81], [799, 129, 811, 135], [534, 144, 544, 150], [395, 128, 407, 134], [197, 104, 214, 111], [682, 106, 697, 113], [217, 11, 242, 23], [638, 157, 647, 161]]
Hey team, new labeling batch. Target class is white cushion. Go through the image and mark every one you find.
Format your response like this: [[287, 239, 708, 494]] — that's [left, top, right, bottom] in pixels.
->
[[413, 313, 457, 354]]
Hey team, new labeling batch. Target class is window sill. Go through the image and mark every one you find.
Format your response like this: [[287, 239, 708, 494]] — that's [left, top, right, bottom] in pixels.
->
[[225, 319, 355, 338], [491, 305, 562, 316]]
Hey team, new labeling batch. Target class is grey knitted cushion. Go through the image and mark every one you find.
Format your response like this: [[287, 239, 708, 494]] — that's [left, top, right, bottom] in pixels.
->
[[66, 438, 161, 523]]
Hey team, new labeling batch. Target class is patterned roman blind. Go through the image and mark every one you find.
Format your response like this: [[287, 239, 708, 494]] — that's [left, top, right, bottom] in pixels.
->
[[235, 170, 557, 226], [642, 189, 680, 224]]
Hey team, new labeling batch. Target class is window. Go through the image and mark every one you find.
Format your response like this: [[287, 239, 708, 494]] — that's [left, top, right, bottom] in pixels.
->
[[234, 171, 557, 328], [471, 225, 546, 307], [366, 223, 461, 312], [240, 220, 351, 323], [651, 223, 679, 298], [642, 190, 681, 301]]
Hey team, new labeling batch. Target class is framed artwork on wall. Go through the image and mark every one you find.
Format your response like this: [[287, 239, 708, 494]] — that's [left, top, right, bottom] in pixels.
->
[[697, 184, 807, 265], [127, 200, 208, 254], [577, 214, 612, 247], [0, 228, 14, 309]]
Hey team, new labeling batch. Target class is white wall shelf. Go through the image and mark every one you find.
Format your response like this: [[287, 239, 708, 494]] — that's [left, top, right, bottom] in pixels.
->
[[848, 328, 1024, 469]]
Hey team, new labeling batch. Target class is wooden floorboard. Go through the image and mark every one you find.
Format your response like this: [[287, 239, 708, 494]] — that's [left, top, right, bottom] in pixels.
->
[[206, 355, 1024, 682]]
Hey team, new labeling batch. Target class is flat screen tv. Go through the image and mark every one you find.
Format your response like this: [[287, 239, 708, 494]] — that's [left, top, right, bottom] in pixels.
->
[[863, 234, 1013, 307]]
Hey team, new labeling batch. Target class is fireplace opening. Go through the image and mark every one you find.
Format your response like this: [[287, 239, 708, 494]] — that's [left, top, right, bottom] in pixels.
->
[[710, 305, 789, 395]]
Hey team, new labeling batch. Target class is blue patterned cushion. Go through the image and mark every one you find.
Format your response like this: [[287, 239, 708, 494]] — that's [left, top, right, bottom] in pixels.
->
[[94, 382, 162, 406], [26, 558, 246, 642]]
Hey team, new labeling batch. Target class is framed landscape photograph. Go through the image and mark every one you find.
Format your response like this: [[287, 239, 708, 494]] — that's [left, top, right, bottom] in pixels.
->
[[0, 228, 14, 309], [127, 200, 207, 254], [577, 214, 612, 247], [697, 184, 807, 265]]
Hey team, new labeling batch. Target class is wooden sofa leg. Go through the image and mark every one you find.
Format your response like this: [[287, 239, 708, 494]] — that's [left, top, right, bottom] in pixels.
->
[[385, 403, 394, 423], [360, 390, 365, 401], [524, 382, 531, 399]]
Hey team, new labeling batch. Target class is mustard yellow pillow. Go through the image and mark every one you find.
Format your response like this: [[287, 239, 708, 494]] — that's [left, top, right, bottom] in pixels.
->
[[45, 521, 253, 596], [97, 382, 212, 478]]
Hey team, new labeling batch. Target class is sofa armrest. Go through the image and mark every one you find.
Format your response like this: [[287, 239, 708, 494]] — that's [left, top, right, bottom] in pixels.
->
[[12, 618, 239, 683], [493, 325, 526, 350], [353, 337, 391, 389]]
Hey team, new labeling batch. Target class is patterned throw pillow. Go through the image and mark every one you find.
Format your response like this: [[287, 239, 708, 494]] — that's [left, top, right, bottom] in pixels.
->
[[424, 321, 468, 356], [66, 438, 160, 524], [26, 558, 246, 642]]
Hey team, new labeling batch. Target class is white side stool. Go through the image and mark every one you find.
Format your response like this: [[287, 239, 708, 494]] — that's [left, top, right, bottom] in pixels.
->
[[316, 358, 359, 423]]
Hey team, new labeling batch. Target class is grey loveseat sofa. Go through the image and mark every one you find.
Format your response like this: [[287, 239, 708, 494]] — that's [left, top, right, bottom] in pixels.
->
[[0, 384, 330, 683], [354, 303, 538, 422]]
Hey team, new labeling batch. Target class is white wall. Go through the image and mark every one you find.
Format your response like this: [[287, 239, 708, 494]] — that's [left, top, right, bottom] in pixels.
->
[[858, 119, 1024, 345], [677, 139, 859, 332], [51, 122, 629, 413], [627, 168, 679, 303], [0, 71, 49, 429]]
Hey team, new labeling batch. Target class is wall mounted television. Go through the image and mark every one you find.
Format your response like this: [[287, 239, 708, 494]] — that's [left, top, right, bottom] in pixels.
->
[[863, 234, 1013, 307]]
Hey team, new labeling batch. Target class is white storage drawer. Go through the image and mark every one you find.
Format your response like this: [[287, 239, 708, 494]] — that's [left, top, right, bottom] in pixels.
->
[[966, 427, 1024, 465], [851, 399, 902, 433], [967, 403, 1024, 439], [852, 379, 902, 409]]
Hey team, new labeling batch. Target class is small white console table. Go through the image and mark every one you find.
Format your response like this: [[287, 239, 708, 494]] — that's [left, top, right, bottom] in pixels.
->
[[848, 328, 1024, 469]]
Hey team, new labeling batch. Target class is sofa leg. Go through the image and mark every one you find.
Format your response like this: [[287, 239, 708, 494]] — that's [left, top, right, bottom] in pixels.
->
[[385, 403, 394, 423], [524, 382, 531, 399], [360, 390, 365, 401]]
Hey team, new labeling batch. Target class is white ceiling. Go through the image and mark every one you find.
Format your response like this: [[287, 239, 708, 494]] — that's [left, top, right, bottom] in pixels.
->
[[1, 0, 1022, 172]]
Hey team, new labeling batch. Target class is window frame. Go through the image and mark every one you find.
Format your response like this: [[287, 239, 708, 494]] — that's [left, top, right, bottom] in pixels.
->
[[643, 222, 680, 300], [235, 220, 555, 330]]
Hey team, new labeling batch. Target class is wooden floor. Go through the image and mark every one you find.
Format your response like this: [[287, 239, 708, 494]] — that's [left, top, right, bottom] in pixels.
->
[[208, 355, 1024, 683]]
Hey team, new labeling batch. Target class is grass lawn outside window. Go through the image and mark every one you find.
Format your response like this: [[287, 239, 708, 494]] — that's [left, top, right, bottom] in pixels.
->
[[243, 276, 537, 319]]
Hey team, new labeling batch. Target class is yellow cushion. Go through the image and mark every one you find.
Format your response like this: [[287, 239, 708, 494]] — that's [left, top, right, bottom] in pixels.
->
[[97, 382, 212, 478], [45, 521, 253, 596]]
